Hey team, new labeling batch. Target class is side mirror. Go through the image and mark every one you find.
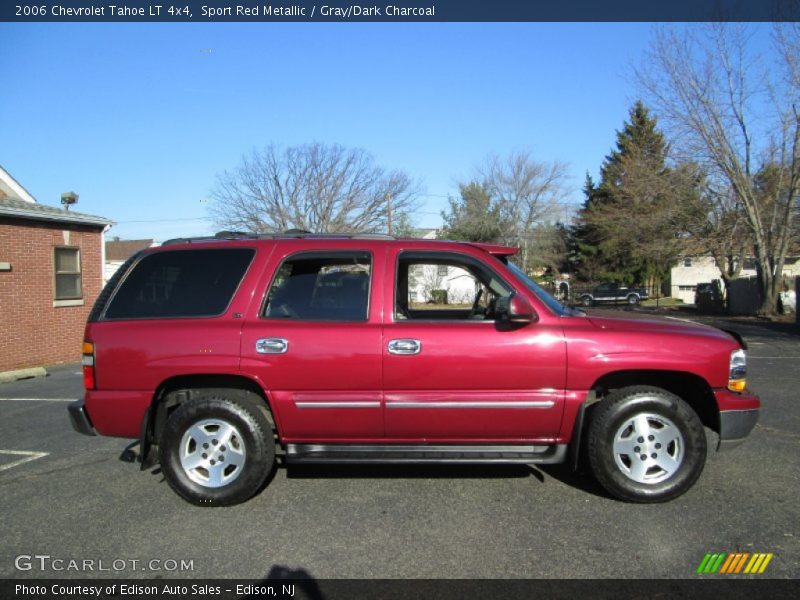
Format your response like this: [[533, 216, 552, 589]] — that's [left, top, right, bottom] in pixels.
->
[[495, 292, 537, 324]]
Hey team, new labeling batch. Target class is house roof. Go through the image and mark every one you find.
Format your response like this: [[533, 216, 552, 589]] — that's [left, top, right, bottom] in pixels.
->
[[106, 239, 154, 261], [410, 228, 438, 239], [0, 165, 37, 203], [0, 196, 113, 228]]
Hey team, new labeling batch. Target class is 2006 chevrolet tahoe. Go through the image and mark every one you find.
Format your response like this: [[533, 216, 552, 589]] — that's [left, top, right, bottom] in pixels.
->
[[68, 232, 760, 506]]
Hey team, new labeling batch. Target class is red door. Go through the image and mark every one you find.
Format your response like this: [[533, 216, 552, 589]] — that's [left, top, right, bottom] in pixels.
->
[[382, 248, 567, 442], [240, 243, 385, 442]]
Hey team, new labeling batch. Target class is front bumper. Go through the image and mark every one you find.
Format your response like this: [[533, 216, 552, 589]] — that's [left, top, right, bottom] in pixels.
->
[[68, 399, 96, 436], [714, 388, 759, 451], [718, 409, 759, 450]]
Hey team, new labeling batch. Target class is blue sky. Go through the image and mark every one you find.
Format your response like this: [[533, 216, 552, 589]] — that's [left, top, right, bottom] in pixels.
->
[[0, 22, 728, 240]]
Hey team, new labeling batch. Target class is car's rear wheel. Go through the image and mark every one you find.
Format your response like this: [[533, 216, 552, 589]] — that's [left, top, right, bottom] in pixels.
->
[[587, 386, 706, 502], [159, 390, 275, 506], [581, 296, 594, 307], [627, 294, 640, 305]]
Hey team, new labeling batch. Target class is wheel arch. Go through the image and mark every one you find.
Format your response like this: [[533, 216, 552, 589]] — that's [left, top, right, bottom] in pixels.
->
[[141, 374, 278, 467], [589, 370, 718, 433]]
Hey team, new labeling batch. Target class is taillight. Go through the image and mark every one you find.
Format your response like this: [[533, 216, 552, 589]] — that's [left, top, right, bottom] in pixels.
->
[[82, 341, 96, 390]]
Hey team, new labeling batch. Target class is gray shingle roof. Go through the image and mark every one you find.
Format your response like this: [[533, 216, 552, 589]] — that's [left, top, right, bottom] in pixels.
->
[[0, 197, 113, 227], [106, 239, 154, 261]]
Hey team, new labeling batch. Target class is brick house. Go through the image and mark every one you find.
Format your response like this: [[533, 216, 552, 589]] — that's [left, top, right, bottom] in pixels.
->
[[0, 166, 113, 373]]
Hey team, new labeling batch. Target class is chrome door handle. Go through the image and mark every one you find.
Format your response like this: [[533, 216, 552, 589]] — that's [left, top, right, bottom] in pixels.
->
[[256, 338, 288, 354], [388, 339, 421, 355]]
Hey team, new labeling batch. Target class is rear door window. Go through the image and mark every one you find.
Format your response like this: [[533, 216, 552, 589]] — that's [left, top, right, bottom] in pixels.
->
[[262, 252, 371, 321], [104, 248, 255, 319]]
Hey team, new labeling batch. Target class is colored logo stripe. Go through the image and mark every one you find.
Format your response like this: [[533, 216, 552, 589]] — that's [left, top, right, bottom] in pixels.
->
[[698, 552, 774, 574], [697, 553, 726, 573]]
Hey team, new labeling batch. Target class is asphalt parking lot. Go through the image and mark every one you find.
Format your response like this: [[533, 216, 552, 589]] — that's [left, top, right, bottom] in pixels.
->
[[1, 314, 798, 581]]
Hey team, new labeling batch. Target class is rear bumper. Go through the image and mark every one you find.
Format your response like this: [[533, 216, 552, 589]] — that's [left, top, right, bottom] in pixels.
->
[[68, 400, 96, 436], [84, 389, 151, 438]]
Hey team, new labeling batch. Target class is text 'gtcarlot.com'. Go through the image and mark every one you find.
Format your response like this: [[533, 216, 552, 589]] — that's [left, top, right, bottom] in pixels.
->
[[14, 554, 195, 572]]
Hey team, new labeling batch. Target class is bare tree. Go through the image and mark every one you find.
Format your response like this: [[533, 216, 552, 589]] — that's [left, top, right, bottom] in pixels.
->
[[686, 182, 753, 299], [448, 151, 569, 272], [637, 24, 800, 315], [525, 222, 569, 277], [210, 143, 420, 234]]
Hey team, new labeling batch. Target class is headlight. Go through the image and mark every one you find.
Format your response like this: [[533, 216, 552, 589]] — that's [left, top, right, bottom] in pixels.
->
[[728, 349, 747, 392]]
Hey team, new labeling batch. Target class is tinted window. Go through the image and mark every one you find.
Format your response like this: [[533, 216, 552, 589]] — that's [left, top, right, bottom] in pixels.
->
[[263, 252, 371, 321], [104, 248, 255, 319]]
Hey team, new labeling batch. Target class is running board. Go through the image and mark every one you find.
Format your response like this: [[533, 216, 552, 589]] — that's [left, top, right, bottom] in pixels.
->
[[284, 443, 567, 465]]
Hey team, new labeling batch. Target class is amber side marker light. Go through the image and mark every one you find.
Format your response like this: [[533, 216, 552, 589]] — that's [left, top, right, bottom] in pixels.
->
[[82, 341, 96, 390], [728, 379, 747, 393]]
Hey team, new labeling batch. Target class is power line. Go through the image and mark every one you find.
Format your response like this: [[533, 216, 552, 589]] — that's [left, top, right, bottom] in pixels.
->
[[115, 216, 211, 224]]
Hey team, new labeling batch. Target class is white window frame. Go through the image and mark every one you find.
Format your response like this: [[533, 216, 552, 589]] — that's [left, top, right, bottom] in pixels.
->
[[53, 246, 84, 307]]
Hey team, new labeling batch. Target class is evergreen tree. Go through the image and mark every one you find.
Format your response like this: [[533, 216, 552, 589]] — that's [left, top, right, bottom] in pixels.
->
[[440, 182, 508, 243], [572, 101, 703, 287], [569, 174, 604, 280]]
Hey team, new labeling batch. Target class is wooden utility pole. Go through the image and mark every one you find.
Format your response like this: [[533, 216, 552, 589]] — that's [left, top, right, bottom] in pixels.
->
[[387, 192, 393, 236]]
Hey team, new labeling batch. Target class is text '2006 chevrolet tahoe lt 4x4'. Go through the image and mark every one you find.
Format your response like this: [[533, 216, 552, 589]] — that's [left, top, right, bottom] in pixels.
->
[[68, 232, 760, 506]]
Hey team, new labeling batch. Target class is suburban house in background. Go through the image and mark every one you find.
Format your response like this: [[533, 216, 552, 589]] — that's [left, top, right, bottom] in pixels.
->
[[669, 256, 747, 304], [0, 165, 113, 374], [403, 227, 481, 304], [671, 254, 800, 306], [105, 237, 155, 283]]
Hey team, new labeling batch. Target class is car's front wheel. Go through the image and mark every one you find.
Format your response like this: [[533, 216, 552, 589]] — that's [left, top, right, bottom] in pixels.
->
[[159, 390, 275, 506], [587, 386, 706, 502]]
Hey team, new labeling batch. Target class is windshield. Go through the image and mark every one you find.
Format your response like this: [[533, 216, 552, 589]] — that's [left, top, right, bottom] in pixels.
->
[[504, 260, 577, 317]]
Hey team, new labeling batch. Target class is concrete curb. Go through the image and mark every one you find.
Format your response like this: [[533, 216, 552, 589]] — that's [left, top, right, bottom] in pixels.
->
[[0, 367, 48, 384]]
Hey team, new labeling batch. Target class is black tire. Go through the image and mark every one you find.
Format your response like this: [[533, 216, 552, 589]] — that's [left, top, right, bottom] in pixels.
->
[[581, 296, 594, 307], [587, 386, 706, 503], [159, 390, 275, 506], [627, 294, 640, 305]]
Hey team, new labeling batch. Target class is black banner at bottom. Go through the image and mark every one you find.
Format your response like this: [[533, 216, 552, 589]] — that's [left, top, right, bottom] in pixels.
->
[[3, 579, 799, 600]]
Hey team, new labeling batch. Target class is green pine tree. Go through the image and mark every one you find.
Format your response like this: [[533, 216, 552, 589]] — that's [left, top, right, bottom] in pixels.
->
[[572, 101, 701, 288], [440, 182, 508, 243]]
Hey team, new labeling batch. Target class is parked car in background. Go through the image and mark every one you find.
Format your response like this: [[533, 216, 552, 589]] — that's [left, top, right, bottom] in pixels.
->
[[578, 282, 649, 307], [695, 282, 725, 314]]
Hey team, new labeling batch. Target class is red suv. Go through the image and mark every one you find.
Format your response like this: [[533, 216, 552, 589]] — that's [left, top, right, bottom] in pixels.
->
[[68, 233, 759, 506]]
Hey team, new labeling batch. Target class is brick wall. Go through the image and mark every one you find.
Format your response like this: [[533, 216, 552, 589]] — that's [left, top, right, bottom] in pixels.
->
[[0, 218, 104, 372]]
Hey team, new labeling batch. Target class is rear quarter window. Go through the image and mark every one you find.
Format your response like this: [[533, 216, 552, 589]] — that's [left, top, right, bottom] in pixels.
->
[[103, 248, 255, 319]]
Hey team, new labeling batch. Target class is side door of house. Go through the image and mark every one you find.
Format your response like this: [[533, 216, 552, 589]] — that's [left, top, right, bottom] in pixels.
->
[[382, 248, 567, 442], [240, 244, 385, 442]]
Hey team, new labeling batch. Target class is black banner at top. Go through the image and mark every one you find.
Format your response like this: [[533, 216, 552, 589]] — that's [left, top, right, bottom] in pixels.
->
[[2, 0, 800, 23]]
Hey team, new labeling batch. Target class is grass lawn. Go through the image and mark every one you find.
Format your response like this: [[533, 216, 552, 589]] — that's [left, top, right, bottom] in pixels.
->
[[641, 297, 685, 307]]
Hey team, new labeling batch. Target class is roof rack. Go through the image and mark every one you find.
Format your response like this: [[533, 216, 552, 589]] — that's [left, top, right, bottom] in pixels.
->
[[161, 230, 396, 246]]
